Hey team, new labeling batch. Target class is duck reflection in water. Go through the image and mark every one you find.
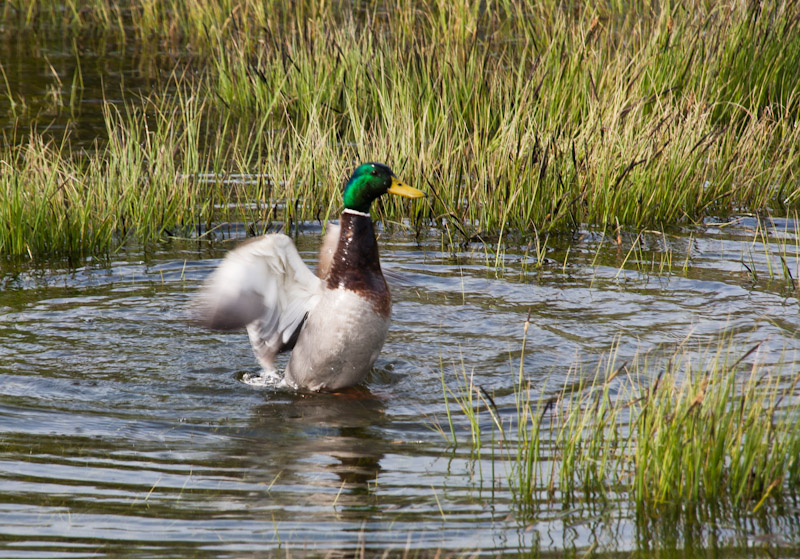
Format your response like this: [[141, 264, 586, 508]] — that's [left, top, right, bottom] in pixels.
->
[[239, 387, 387, 516]]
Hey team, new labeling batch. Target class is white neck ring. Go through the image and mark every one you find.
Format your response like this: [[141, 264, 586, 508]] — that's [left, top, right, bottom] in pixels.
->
[[343, 208, 370, 217]]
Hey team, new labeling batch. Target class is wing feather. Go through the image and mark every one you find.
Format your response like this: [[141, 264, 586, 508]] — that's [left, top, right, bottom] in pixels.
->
[[194, 234, 323, 369]]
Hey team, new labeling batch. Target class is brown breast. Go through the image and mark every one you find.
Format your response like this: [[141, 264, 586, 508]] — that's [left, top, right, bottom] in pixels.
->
[[325, 210, 391, 317]]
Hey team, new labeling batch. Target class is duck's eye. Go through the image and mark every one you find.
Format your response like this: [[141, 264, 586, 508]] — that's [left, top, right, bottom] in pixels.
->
[[370, 169, 378, 176]]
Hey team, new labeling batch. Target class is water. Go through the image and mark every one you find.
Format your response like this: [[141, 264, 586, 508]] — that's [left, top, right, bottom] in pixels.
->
[[2, 15, 800, 558], [0, 25, 181, 148], [1, 217, 799, 558]]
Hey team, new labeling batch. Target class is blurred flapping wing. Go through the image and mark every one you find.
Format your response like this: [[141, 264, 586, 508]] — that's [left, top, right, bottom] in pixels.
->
[[194, 234, 323, 369]]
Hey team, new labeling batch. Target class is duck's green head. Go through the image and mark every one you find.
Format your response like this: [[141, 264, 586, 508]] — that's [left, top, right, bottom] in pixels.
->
[[343, 163, 424, 213]]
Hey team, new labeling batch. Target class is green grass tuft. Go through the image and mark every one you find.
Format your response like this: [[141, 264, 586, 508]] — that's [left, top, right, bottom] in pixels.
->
[[2, 1, 800, 256], [440, 330, 800, 516]]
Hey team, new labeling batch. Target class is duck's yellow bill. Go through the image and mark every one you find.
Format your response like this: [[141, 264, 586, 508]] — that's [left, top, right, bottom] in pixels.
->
[[388, 177, 425, 199]]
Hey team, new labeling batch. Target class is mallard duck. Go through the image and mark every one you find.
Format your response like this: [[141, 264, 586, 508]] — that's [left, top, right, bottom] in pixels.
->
[[195, 163, 424, 392]]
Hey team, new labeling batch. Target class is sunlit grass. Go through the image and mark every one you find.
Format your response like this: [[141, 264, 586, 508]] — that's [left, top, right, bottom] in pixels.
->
[[439, 326, 800, 516], [0, 82, 217, 256], [2, 1, 800, 256]]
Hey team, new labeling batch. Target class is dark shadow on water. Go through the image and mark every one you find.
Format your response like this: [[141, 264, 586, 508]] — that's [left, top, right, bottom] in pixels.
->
[[231, 386, 388, 519]]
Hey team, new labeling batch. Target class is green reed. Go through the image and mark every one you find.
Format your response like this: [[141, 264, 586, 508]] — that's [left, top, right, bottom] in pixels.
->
[[2, 1, 800, 256], [439, 329, 800, 515], [204, 0, 800, 234], [0, 80, 222, 256]]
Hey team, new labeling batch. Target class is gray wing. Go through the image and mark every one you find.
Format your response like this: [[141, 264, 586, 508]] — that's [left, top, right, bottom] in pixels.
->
[[194, 234, 323, 370]]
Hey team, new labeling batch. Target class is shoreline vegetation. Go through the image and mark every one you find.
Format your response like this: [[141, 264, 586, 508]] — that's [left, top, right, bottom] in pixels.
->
[[1, 0, 799, 257], [439, 325, 800, 521]]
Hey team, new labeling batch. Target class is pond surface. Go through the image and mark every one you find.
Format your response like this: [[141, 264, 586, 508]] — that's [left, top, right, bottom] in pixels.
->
[[1, 217, 799, 558], [0, 24, 184, 148]]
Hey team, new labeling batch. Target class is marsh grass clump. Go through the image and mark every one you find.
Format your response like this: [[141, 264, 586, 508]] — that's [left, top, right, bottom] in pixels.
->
[[2, 1, 800, 257], [0, 86, 221, 256], [440, 330, 800, 516], [197, 0, 800, 237], [629, 351, 800, 512]]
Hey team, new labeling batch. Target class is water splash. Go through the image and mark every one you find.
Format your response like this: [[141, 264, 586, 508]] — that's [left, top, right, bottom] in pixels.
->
[[240, 368, 286, 388]]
